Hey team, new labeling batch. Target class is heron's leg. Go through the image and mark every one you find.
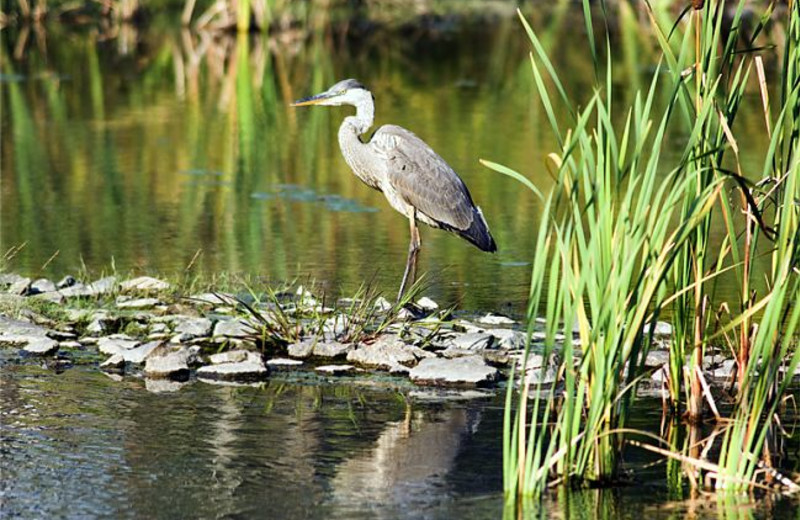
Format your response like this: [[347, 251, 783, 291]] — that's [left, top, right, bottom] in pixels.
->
[[397, 211, 421, 302]]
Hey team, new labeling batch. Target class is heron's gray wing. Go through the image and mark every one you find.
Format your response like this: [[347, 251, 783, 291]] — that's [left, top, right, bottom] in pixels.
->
[[370, 125, 475, 231]]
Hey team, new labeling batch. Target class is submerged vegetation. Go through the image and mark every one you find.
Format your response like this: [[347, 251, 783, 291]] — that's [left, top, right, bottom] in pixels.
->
[[491, 0, 800, 503]]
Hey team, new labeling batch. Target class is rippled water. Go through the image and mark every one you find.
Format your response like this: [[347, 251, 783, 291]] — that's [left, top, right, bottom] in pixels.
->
[[3, 351, 799, 519]]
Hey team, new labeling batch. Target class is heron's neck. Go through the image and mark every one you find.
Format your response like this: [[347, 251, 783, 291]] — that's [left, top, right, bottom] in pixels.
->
[[338, 99, 381, 190], [344, 97, 374, 135]]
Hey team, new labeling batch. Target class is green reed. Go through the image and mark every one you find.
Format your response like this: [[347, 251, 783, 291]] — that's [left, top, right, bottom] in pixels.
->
[[488, 5, 719, 496], [494, 0, 800, 498]]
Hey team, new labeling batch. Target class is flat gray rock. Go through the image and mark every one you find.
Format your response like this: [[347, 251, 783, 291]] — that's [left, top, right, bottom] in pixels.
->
[[409, 356, 499, 388], [651, 365, 669, 384], [416, 297, 439, 311], [189, 292, 237, 307], [197, 356, 268, 382], [645, 350, 670, 368], [267, 358, 303, 369], [346, 335, 419, 370], [31, 291, 65, 304], [485, 329, 526, 350], [85, 311, 118, 335], [315, 364, 358, 376], [56, 275, 77, 289], [116, 297, 161, 309], [208, 350, 250, 364], [120, 276, 171, 292], [144, 346, 196, 380], [97, 336, 140, 355], [373, 296, 392, 311], [287, 338, 315, 358], [440, 347, 475, 359], [644, 321, 673, 337], [100, 353, 126, 371], [0, 273, 28, 287], [707, 359, 737, 379], [121, 341, 161, 364], [174, 317, 213, 340], [525, 366, 558, 385], [0, 316, 53, 345], [22, 338, 59, 356], [61, 276, 118, 298], [213, 318, 253, 338], [445, 332, 495, 351], [8, 278, 31, 295], [323, 315, 351, 337], [30, 278, 57, 294], [312, 341, 353, 359], [476, 313, 515, 325]]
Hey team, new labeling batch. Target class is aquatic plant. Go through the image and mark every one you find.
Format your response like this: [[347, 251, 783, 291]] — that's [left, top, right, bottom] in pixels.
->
[[494, 0, 800, 500]]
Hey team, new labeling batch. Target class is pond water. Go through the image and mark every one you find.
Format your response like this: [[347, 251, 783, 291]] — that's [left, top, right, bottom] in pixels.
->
[[3, 351, 798, 519], [1, 2, 775, 312], [2, 3, 795, 518]]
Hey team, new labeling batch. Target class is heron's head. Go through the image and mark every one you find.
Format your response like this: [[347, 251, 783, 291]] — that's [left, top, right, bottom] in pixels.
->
[[291, 79, 372, 108]]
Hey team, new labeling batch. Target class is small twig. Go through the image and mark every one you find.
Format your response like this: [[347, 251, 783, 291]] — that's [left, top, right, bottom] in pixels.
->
[[40, 250, 60, 272], [185, 249, 202, 271], [695, 365, 721, 421]]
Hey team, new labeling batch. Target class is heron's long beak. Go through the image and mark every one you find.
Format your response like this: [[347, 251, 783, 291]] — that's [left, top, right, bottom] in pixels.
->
[[291, 92, 332, 107]]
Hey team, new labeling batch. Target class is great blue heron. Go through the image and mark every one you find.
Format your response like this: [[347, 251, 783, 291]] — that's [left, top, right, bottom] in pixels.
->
[[292, 79, 496, 300]]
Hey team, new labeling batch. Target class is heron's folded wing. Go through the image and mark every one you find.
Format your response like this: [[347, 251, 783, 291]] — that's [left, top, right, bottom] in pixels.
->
[[370, 125, 476, 232]]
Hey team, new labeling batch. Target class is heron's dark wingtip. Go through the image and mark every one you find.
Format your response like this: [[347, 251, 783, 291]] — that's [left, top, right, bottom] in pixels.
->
[[458, 207, 497, 253]]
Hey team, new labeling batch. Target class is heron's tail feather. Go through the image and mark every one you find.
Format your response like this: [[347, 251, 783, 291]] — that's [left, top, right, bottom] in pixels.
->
[[459, 207, 497, 253]]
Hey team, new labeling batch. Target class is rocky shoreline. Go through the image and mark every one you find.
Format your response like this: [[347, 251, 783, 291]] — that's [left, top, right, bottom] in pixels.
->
[[0, 272, 749, 396]]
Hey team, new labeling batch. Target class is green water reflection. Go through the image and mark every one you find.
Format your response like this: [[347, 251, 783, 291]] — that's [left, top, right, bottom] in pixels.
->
[[0, 3, 777, 311]]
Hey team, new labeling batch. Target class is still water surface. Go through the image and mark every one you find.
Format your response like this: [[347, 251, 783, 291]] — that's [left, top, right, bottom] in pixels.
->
[[2, 3, 776, 311], [2, 6, 794, 518]]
